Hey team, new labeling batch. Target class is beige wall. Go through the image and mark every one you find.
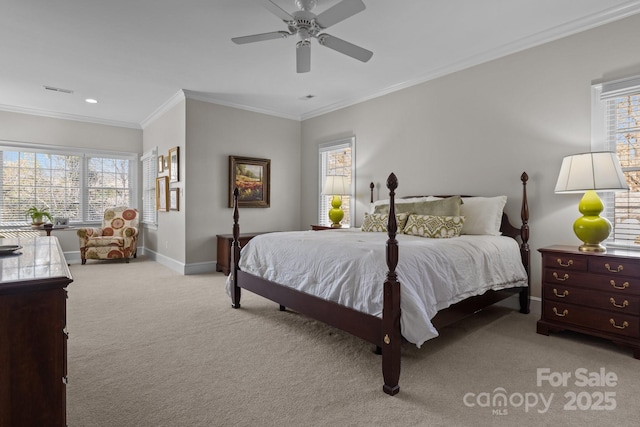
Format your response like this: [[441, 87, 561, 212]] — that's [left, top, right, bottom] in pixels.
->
[[142, 95, 301, 273], [300, 13, 640, 298], [142, 98, 187, 269], [184, 99, 302, 266], [0, 110, 142, 258]]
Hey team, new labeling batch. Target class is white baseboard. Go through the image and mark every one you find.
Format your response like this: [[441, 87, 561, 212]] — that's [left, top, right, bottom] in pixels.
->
[[139, 247, 217, 275]]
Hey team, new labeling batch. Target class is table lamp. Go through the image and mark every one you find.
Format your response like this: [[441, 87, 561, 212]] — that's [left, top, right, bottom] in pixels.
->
[[321, 175, 349, 228], [554, 151, 629, 252]]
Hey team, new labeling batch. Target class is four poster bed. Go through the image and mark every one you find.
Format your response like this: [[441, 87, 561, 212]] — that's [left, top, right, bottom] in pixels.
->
[[227, 172, 530, 395]]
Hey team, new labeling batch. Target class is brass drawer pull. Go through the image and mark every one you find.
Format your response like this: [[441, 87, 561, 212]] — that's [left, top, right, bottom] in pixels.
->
[[553, 288, 569, 298], [605, 263, 624, 273], [553, 307, 568, 317], [556, 259, 573, 267], [610, 280, 630, 290], [609, 298, 629, 308], [609, 319, 629, 329], [553, 272, 569, 281]]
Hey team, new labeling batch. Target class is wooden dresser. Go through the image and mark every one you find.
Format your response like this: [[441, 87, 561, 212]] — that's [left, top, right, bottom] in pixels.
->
[[0, 236, 73, 427], [537, 245, 640, 359], [216, 232, 266, 275]]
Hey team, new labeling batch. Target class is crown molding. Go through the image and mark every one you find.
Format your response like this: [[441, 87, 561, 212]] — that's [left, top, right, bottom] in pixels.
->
[[0, 103, 141, 129], [182, 90, 301, 121], [140, 90, 187, 129], [300, 1, 640, 121]]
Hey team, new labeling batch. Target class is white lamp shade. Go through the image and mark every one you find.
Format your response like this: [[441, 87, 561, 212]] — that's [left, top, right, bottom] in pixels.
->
[[554, 151, 629, 194], [322, 175, 349, 195]]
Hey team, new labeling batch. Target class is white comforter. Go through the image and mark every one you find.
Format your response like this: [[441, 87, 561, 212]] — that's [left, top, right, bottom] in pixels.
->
[[226, 229, 528, 347]]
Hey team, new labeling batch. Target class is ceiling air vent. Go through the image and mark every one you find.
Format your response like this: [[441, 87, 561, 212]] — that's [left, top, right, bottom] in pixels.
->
[[43, 85, 74, 94]]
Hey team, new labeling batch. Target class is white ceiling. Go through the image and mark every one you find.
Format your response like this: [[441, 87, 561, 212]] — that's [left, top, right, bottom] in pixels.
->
[[2, 0, 640, 129]]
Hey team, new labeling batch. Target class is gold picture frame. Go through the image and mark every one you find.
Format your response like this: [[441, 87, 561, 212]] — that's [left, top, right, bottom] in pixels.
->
[[157, 155, 164, 173], [156, 176, 169, 211], [229, 155, 271, 208], [168, 146, 179, 183], [170, 188, 180, 211]]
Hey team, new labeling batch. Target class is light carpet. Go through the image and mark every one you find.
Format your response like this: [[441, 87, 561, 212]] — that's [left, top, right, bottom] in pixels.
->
[[67, 258, 640, 426]]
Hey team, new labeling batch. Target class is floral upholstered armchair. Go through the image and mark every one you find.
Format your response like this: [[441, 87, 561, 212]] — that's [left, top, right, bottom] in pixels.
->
[[77, 207, 139, 264]]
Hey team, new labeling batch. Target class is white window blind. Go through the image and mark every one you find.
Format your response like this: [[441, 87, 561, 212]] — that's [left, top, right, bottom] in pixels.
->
[[593, 78, 640, 247], [141, 149, 158, 226], [0, 141, 137, 227], [318, 137, 355, 227]]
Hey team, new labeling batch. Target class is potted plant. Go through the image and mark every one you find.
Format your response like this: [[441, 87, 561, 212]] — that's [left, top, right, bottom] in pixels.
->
[[25, 206, 53, 226]]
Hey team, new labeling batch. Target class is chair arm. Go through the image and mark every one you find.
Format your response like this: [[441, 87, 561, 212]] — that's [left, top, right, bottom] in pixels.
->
[[77, 227, 103, 248], [123, 226, 139, 251], [123, 226, 138, 238]]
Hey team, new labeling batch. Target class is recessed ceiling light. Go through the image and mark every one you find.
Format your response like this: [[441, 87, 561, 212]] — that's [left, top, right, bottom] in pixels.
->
[[85, 98, 98, 104]]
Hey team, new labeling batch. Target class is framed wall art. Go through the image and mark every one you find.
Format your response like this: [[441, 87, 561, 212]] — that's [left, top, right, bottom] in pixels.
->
[[157, 155, 165, 173], [170, 188, 180, 211], [168, 146, 179, 183], [229, 155, 271, 208], [156, 176, 169, 211]]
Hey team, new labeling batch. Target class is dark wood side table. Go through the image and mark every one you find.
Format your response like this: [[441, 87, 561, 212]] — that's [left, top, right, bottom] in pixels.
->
[[537, 245, 640, 359], [311, 225, 349, 230], [216, 232, 267, 275]]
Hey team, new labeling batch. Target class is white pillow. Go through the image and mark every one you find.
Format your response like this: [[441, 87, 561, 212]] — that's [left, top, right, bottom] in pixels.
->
[[460, 196, 507, 236]]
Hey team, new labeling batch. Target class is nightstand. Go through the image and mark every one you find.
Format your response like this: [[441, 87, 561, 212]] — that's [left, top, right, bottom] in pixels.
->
[[537, 245, 640, 359], [311, 225, 349, 230], [216, 232, 266, 275]]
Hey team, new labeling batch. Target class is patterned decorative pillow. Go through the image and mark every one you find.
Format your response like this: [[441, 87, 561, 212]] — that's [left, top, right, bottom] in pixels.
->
[[362, 213, 409, 232], [403, 215, 465, 238]]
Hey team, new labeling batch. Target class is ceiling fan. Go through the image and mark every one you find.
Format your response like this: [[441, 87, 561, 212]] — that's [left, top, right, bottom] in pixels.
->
[[232, 0, 373, 73]]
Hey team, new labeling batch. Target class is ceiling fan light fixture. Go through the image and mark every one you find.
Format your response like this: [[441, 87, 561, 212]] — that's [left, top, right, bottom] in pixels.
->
[[233, 0, 372, 73]]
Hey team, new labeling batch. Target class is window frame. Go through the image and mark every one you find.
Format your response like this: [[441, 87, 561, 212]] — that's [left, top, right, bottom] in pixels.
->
[[141, 148, 158, 228], [318, 137, 355, 227], [591, 78, 640, 248], [0, 140, 138, 228]]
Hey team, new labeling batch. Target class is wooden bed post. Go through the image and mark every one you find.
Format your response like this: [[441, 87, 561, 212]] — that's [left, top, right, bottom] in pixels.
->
[[231, 187, 241, 309], [519, 172, 530, 314], [382, 172, 401, 396]]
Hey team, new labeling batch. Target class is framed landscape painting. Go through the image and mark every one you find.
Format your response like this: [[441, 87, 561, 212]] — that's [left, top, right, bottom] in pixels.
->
[[229, 156, 270, 208]]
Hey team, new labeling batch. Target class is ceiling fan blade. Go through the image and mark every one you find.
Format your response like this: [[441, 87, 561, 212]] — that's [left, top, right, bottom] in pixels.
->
[[318, 33, 373, 62], [315, 0, 366, 29], [232, 31, 289, 44], [296, 41, 311, 73], [260, 0, 294, 22]]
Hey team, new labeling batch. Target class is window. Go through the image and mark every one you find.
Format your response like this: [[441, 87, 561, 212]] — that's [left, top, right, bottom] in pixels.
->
[[141, 148, 158, 226], [592, 77, 640, 247], [0, 141, 138, 227], [318, 137, 355, 227]]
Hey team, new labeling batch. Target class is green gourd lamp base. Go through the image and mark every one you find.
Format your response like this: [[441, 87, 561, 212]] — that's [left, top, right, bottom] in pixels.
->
[[327, 195, 344, 228], [573, 190, 611, 252]]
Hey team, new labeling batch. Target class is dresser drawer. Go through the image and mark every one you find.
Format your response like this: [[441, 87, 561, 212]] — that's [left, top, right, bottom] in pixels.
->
[[543, 283, 640, 314], [543, 254, 587, 271], [544, 269, 640, 295], [543, 302, 639, 338], [589, 256, 640, 276]]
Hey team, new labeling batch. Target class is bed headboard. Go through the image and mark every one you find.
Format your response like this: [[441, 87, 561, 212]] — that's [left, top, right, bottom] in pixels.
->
[[369, 172, 529, 243]]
